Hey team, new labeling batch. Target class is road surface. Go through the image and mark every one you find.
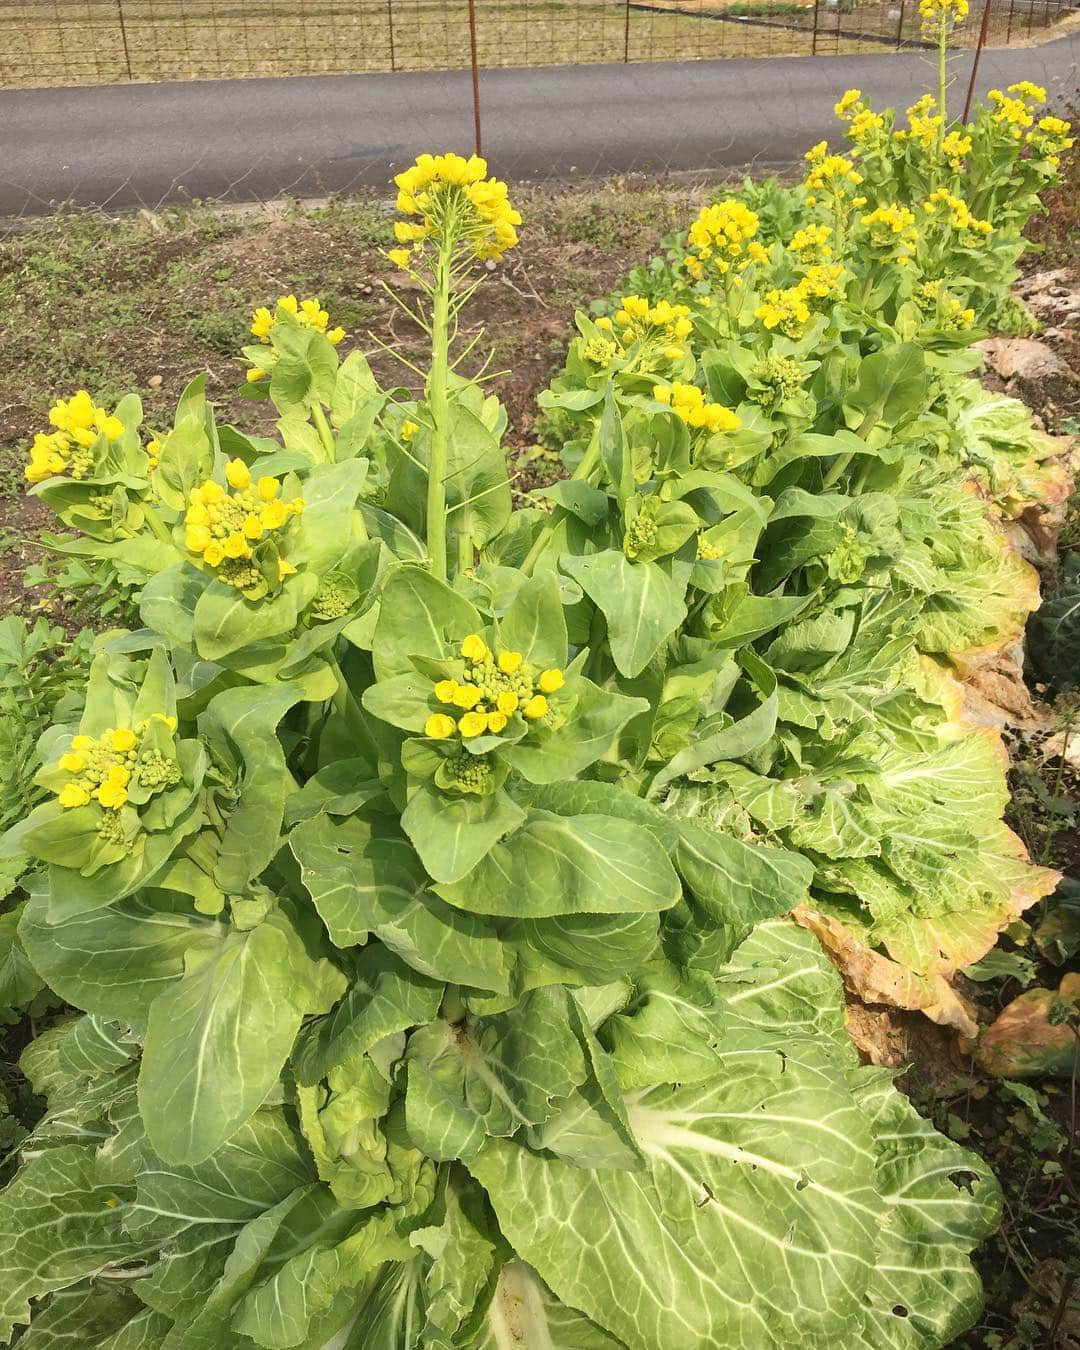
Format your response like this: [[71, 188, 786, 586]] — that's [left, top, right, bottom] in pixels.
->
[[0, 35, 1077, 216]]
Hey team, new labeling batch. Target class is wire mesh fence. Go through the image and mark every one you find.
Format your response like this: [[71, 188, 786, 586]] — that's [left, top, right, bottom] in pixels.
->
[[1, 0, 1075, 88]]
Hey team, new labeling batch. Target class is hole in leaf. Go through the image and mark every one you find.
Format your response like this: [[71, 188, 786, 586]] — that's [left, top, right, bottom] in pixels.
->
[[892, 1306, 909, 1319], [948, 1170, 978, 1194], [795, 1172, 810, 1191]]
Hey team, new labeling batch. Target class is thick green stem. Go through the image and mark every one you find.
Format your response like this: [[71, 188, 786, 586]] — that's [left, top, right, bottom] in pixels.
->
[[520, 428, 604, 576], [457, 527, 473, 575], [426, 237, 454, 581], [143, 504, 175, 548], [311, 403, 336, 461]]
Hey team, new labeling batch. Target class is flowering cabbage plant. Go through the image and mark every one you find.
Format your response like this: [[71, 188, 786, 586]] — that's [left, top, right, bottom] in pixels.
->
[[0, 101, 1067, 1347]]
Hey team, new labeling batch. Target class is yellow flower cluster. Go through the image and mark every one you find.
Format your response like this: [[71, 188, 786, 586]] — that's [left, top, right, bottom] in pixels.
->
[[250, 295, 345, 346], [789, 223, 834, 261], [916, 279, 975, 331], [390, 153, 521, 265], [424, 634, 564, 741], [893, 94, 942, 150], [696, 534, 723, 561], [756, 286, 811, 337], [756, 263, 844, 336], [922, 188, 993, 239], [25, 391, 124, 484], [1026, 114, 1074, 168], [804, 142, 864, 193], [184, 460, 302, 589], [832, 90, 884, 143], [941, 130, 973, 171], [145, 438, 162, 471], [653, 382, 741, 434], [860, 204, 918, 261], [683, 200, 760, 280], [55, 716, 178, 812], [988, 89, 1035, 137], [611, 295, 693, 360], [918, 0, 968, 28]]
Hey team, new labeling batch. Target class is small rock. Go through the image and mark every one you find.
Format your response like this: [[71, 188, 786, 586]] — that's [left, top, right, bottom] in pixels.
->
[[976, 336, 1079, 417], [147, 374, 163, 389]]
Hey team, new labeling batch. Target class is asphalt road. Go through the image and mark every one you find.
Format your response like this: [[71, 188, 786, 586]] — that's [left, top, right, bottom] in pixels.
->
[[1, 35, 1077, 216]]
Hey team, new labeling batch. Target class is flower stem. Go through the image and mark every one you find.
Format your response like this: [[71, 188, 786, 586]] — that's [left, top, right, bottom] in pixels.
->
[[520, 423, 604, 576], [311, 403, 336, 461], [143, 504, 175, 548], [426, 235, 454, 582], [458, 526, 473, 574]]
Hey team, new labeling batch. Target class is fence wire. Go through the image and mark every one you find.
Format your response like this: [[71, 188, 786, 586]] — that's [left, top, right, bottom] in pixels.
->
[[1, 0, 1076, 87]]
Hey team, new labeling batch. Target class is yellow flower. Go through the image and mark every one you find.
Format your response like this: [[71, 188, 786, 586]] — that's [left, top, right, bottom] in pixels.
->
[[538, 668, 564, 694], [97, 780, 128, 809], [225, 458, 251, 489], [223, 533, 250, 559], [458, 711, 487, 738], [661, 382, 742, 434], [251, 295, 344, 345], [58, 783, 91, 809], [111, 728, 137, 753], [498, 650, 523, 674], [186, 525, 211, 553], [918, 0, 968, 27], [434, 679, 458, 704], [71, 734, 94, 751], [486, 711, 508, 734], [460, 633, 490, 661], [388, 248, 413, 271], [1007, 81, 1046, 103], [941, 130, 973, 171], [246, 367, 267, 383], [261, 499, 288, 530], [834, 88, 862, 120], [107, 765, 131, 787], [393, 153, 521, 263], [59, 751, 86, 774], [258, 476, 280, 501], [401, 420, 420, 441], [204, 541, 225, 566], [496, 690, 519, 714], [522, 695, 548, 720], [242, 514, 264, 540], [425, 713, 456, 739], [452, 683, 482, 709], [278, 560, 298, 580]]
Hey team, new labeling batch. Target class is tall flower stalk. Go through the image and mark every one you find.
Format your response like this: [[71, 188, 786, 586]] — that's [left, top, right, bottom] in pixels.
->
[[918, 0, 969, 134], [386, 153, 521, 581]]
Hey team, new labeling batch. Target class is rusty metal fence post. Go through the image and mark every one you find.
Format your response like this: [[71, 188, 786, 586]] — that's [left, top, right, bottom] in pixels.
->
[[962, 0, 993, 123], [387, 0, 397, 73], [811, 0, 820, 54], [894, 0, 907, 49], [623, 0, 632, 61], [467, 0, 483, 158], [115, 0, 134, 81]]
